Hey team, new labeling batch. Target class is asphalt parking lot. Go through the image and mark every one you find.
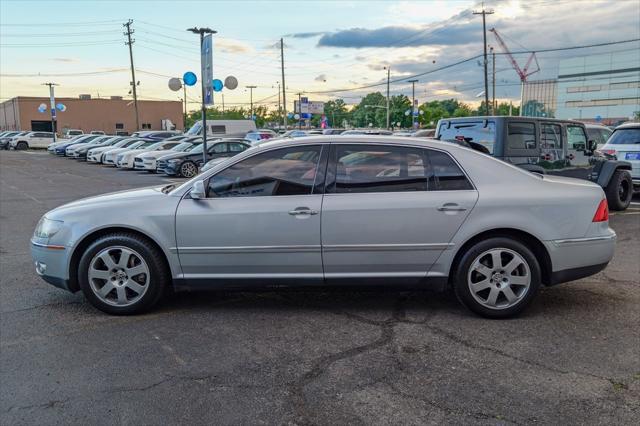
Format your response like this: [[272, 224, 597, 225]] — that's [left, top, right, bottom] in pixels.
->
[[1, 150, 639, 425]]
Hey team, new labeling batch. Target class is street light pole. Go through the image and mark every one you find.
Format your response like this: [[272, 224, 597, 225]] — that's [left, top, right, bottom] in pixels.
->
[[42, 82, 58, 142], [187, 26, 217, 165], [246, 85, 257, 121], [384, 66, 391, 130], [408, 79, 418, 129]]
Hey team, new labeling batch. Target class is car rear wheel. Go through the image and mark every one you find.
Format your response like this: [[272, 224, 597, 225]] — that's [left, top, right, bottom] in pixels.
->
[[605, 169, 632, 211], [16, 141, 28, 150], [179, 161, 198, 178], [78, 233, 169, 315], [453, 237, 541, 319]]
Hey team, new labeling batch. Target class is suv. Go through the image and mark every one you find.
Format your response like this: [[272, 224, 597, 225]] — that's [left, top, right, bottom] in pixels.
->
[[436, 116, 633, 210], [9, 131, 55, 150], [585, 124, 613, 149], [598, 122, 639, 190]]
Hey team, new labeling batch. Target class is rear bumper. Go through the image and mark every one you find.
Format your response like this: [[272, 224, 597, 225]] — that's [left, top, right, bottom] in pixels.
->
[[544, 232, 616, 284]]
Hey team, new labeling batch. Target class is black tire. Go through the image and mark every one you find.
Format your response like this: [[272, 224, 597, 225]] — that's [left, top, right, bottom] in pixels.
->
[[179, 161, 198, 178], [605, 169, 632, 211], [452, 237, 541, 319], [78, 233, 170, 315], [16, 141, 28, 150]]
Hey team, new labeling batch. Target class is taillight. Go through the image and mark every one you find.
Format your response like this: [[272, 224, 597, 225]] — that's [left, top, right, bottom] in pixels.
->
[[592, 199, 609, 222]]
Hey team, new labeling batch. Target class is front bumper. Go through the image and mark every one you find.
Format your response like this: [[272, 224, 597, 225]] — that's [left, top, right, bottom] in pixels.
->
[[31, 240, 72, 292], [545, 232, 616, 285]]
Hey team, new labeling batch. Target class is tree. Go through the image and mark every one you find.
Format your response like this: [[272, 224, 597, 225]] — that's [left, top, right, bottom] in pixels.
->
[[352, 92, 386, 128]]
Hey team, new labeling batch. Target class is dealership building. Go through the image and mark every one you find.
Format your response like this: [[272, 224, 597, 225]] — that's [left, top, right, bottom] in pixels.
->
[[0, 95, 183, 135]]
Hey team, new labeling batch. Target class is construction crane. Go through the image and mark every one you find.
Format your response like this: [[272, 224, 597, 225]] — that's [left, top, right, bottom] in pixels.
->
[[489, 28, 540, 116]]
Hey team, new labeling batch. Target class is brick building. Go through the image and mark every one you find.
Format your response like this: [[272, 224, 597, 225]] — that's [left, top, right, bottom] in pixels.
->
[[0, 95, 183, 135]]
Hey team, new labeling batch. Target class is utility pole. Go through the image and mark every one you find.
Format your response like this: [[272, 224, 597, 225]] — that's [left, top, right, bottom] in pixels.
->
[[473, 6, 494, 116], [42, 82, 58, 141], [384, 66, 391, 129], [187, 26, 217, 165], [246, 85, 257, 121], [490, 46, 496, 115], [280, 38, 287, 130], [408, 79, 418, 129], [123, 20, 140, 131]]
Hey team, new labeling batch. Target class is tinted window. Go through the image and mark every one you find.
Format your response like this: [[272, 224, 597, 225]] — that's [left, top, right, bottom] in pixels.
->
[[333, 145, 434, 193], [428, 150, 474, 190], [438, 121, 496, 154], [607, 128, 640, 145], [210, 125, 226, 134], [210, 143, 227, 154], [567, 125, 587, 150], [208, 146, 322, 197], [507, 122, 536, 150], [541, 124, 562, 149]]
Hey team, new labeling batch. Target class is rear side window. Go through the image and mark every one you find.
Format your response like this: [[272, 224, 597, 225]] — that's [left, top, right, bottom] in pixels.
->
[[507, 122, 536, 150], [438, 121, 496, 154], [541, 124, 562, 149], [210, 125, 226, 134], [332, 145, 434, 193], [427, 150, 474, 191]]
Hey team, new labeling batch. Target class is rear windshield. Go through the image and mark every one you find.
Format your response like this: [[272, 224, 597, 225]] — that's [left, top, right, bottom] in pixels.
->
[[438, 121, 496, 154], [608, 128, 640, 145]]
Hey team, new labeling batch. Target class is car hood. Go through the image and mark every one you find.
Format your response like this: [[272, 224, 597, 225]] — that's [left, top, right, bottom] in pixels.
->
[[158, 151, 193, 161], [104, 147, 133, 156], [120, 148, 147, 157], [137, 150, 171, 159], [46, 186, 172, 220]]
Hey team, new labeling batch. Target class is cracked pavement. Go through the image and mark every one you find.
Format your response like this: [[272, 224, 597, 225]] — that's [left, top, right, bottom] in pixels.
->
[[1, 151, 639, 425]]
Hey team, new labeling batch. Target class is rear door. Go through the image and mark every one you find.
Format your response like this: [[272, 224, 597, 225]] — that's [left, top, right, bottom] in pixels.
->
[[321, 143, 478, 281], [558, 124, 594, 180]]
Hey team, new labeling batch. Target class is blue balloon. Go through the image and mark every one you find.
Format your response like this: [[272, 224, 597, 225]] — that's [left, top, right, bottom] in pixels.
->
[[183, 71, 197, 86], [56, 103, 67, 112], [212, 79, 223, 92]]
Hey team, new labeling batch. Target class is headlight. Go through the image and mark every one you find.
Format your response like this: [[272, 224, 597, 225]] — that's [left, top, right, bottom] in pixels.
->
[[167, 158, 182, 164], [34, 217, 64, 239]]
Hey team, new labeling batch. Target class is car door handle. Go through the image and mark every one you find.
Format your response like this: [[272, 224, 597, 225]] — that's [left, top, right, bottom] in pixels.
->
[[437, 203, 467, 212], [289, 208, 318, 216]]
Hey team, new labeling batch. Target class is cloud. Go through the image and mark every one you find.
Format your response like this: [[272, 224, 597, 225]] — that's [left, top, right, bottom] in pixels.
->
[[50, 57, 78, 63], [284, 32, 326, 39], [314, 74, 327, 82], [216, 38, 253, 54]]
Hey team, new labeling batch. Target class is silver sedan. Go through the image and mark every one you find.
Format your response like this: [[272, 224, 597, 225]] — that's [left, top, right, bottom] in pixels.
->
[[31, 136, 616, 318]]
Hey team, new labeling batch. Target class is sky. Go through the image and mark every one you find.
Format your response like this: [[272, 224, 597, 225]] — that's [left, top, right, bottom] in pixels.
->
[[1, 0, 639, 112]]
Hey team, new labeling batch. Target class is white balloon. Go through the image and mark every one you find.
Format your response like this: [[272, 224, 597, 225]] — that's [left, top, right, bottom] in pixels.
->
[[224, 76, 238, 90], [168, 78, 182, 91]]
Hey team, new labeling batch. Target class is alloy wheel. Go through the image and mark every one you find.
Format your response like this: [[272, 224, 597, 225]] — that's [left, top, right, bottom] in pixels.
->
[[467, 248, 531, 310], [88, 246, 150, 307], [181, 162, 197, 178]]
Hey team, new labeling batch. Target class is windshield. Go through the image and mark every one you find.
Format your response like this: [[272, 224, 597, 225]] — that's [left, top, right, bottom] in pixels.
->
[[438, 121, 496, 154], [135, 141, 157, 149], [145, 141, 165, 150], [186, 122, 202, 135], [128, 141, 147, 149], [608, 128, 640, 145]]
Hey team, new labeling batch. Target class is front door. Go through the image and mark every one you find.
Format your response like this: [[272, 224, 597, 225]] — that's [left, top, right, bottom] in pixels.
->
[[321, 144, 478, 280], [175, 144, 327, 284]]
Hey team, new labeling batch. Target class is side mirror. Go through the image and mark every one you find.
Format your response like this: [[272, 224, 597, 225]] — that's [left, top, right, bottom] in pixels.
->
[[190, 181, 206, 199], [588, 139, 597, 151]]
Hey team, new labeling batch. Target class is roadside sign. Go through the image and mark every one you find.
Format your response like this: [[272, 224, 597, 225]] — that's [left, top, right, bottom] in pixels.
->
[[201, 34, 213, 105]]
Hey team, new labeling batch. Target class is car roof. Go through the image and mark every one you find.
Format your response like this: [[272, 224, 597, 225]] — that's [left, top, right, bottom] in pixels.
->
[[615, 122, 640, 130], [441, 116, 586, 125]]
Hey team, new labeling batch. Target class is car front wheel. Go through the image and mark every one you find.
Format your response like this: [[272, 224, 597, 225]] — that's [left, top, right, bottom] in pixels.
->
[[179, 161, 198, 178], [16, 141, 28, 150], [78, 233, 169, 315], [453, 237, 541, 319]]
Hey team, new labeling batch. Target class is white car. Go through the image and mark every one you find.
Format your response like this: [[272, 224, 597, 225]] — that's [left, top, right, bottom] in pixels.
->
[[10, 131, 55, 150], [134, 139, 202, 171], [116, 140, 183, 169], [102, 140, 148, 165], [87, 138, 137, 163], [65, 136, 113, 157], [599, 122, 640, 189]]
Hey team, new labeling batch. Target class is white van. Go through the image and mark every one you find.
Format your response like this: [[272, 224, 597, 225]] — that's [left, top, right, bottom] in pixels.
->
[[186, 120, 256, 139]]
